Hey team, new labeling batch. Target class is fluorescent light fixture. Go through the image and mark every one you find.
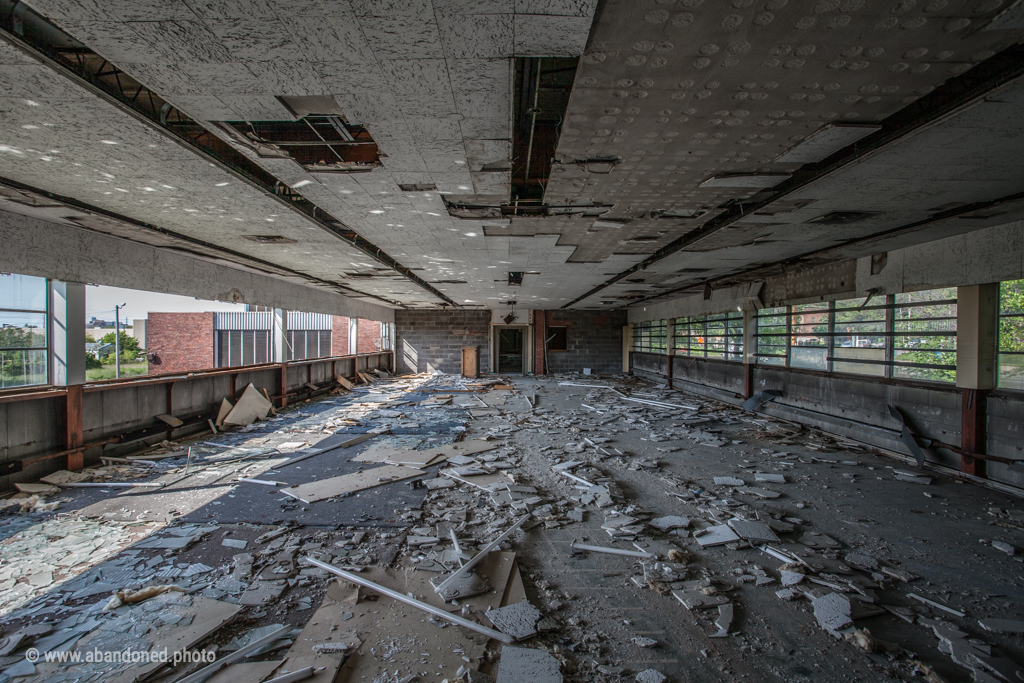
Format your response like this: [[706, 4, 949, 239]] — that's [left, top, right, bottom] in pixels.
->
[[774, 124, 881, 163], [700, 174, 791, 188]]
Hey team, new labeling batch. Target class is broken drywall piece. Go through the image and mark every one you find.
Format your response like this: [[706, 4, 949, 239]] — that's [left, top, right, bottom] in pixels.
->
[[754, 473, 786, 483], [486, 600, 544, 640], [156, 413, 184, 427], [693, 524, 740, 547], [737, 486, 782, 499], [281, 465, 422, 503], [215, 398, 233, 428], [728, 519, 780, 543], [742, 389, 782, 412], [14, 483, 61, 495], [650, 516, 690, 530], [336, 375, 355, 390], [812, 593, 854, 634], [495, 646, 562, 683], [710, 603, 734, 638], [224, 384, 273, 426], [887, 405, 927, 469], [714, 477, 745, 486], [40, 470, 89, 485], [978, 618, 1024, 634], [780, 570, 805, 586]]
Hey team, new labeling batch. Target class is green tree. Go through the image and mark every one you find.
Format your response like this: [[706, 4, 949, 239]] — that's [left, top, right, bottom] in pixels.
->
[[85, 352, 103, 370], [999, 279, 1024, 382], [99, 331, 141, 362], [892, 289, 958, 383]]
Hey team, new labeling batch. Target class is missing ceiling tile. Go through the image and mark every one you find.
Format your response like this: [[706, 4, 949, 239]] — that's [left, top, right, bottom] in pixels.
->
[[242, 235, 295, 243]]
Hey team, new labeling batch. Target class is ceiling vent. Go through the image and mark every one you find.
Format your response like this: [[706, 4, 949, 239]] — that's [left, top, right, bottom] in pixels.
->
[[806, 211, 879, 224], [242, 235, 295, 243]]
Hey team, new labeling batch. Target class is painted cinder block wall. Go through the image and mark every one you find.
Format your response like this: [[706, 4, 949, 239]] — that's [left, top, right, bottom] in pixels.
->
[[535, 310, 627, 375], [395, 310, 491, 374]]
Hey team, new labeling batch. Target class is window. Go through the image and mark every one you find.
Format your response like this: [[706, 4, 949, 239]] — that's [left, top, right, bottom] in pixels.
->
[[547, 326, 568, 351], [892, 289, 957, 383], [790, 302, 829, 370], [999, 278, 1024, 390], [756, 307, 788, 366], [675, 313, 743, 360], [216, 330, 271, 368], [287, 330, 332, 361], [755, 288, 957, 383], [832, 297, 886, 377], [0, 274, 48, 388], [632, 320, 666, 353]]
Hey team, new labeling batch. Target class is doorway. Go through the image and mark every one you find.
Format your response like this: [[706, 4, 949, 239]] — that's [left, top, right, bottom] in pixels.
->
[[497, 327, 525, 373]]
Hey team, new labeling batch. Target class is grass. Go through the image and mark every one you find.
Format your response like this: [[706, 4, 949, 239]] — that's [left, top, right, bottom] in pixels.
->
[[86, 362, 148, 381]]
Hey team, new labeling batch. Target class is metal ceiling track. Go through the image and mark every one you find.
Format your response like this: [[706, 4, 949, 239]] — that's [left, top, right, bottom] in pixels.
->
[[629, 188, 1024, 307], [0, 175, 403, 308], [0, 3, 456, 307], [563, 43, 1024, 309]]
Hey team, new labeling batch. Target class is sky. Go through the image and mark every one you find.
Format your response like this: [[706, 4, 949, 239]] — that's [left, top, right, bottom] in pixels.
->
[[86, 285, 246, 324]]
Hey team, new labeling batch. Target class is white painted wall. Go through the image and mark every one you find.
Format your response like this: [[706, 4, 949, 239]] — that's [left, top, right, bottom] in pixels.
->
[[0, 209, 395, 323], [630, 220, 1024, 323]]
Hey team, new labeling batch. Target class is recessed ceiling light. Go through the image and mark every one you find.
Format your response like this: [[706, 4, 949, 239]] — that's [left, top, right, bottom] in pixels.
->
[[100, 140, 119, 145]]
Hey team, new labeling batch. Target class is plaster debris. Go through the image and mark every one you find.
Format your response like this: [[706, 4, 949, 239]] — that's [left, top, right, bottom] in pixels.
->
[[495, 646, 562, 683], [635, 669, 668, 683]]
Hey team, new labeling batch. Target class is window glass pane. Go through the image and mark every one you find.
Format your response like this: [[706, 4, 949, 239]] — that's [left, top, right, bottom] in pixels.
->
[[0, 349, 47, 388], [0, 274, 46, 311], [998, 279, 1024, 389], [705, 314, 726, 358], [0, 312, 47, 349], [725, 312, 744, 360], [757, 307, 787, 365], [632, 320, 666, 353], [790, 303, 828, 370], [688, 317, 706, 356], [833, 297, 885, 376], [893, 288, 957, 382]]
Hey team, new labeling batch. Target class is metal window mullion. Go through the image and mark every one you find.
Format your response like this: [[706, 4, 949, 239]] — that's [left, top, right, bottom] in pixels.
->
[[785, 306, 792, 368], [827, 299, 835, 373], [884, 294, 895, 379]]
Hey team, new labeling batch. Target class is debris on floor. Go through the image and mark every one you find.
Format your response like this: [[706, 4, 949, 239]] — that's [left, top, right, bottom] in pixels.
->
[[1, 372, 1021, 682]]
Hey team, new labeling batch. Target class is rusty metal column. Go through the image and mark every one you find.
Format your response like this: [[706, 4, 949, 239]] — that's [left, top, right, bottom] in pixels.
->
[[65, 384, 84, 470], [956, 284, 998, 477]]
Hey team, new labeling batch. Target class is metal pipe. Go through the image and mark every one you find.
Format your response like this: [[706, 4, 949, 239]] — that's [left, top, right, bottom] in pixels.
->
[[556, 469, 594, 487], [432, 513, 531, 596], [522, 58, 542, 191], [175, 625, 292, 683], [263, 668, 315, 683], [56, 482, 164, 488], [570, 542, 655, 559], [302, 557, 514, 644]]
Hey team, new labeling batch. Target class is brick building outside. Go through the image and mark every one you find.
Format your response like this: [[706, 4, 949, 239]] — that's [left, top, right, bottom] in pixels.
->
[[146, 312, 388, 376]]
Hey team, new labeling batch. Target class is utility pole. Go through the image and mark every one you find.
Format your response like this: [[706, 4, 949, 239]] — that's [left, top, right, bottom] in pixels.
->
[[114, 303, 126, 378]]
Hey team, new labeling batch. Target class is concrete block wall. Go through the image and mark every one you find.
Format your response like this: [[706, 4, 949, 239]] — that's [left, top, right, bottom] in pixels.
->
[[543, 310, 627, 375], [395, 310, 491, 375], [147, 312, 214, 375]]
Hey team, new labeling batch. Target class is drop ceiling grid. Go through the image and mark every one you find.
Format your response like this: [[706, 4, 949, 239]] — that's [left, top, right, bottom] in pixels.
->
[[0, 55, 434, 304], [617, 75, 1024, 305], [546, 0, 1022, 221]]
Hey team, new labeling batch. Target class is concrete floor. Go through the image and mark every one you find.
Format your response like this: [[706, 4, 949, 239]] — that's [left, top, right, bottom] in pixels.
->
[[0, 374, 1022, 683]]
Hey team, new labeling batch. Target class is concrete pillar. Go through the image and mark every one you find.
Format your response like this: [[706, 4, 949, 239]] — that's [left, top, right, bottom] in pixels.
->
[[50, 281, 86, 386], [272, 308, 288, 363], [622, 324, 632, 373], [349, 317, 359, 355], [956, 284, 998, 477], [742, 309, 757, 398], [956, 284, 998, 390]]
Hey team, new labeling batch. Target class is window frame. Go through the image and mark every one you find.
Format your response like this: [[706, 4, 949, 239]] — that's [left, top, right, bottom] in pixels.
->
[[754, 289, 958, 383], [0, 275, 50, 389]]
